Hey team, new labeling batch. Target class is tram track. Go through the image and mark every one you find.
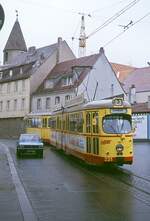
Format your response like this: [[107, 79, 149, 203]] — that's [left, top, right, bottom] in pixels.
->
[[51, 147, 150, 202], [117, 167, 150, 195], [59, 153, 150, 207], [88, 166, 150, 207]]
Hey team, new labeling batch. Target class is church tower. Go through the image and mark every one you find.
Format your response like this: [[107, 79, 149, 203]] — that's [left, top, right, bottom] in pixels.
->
[[3, 15, 27, 64]]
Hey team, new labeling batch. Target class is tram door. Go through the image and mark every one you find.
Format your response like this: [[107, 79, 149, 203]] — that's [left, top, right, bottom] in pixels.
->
[[86, 112, 99, 155], [42, 118, 48, 141]]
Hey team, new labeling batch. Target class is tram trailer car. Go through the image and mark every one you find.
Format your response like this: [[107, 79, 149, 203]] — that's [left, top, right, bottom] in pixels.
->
[[26, 98, 133, 165]]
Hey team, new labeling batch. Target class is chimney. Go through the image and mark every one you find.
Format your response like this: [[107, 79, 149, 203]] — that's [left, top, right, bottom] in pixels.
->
[[56, 37, 62, 64], [129, 84, 136, 104], [111, 84, 114, 97], [147, 96, 150, 109], [28, 46, 36, 54]]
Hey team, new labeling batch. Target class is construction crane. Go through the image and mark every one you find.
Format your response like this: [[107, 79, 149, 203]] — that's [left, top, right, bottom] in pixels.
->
[[78, 14, 86, 57], [75, 0, 140, 57]]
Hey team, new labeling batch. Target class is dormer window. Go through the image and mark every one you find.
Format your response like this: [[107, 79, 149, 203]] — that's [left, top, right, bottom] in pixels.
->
[[20, 67, 23, 74], [9, 70, 13, 77], [62, 76, 73, 86], [68, 76, 73, 85], [45, 80, 54, 89]]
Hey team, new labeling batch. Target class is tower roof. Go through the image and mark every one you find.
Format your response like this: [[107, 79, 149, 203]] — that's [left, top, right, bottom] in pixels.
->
[[4, 19, 27, 51]]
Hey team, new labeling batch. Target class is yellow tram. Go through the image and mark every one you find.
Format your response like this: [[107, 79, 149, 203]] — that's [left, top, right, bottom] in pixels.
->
[[25, 97, 133, 165]]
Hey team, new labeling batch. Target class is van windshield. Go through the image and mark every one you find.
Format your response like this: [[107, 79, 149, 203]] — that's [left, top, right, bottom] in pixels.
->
[[103, 114, 132, 134]]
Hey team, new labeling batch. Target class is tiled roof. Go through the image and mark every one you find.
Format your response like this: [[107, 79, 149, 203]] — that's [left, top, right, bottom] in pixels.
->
[[111, 63, 136, 82], [123, 67, 150, 93], [4, 20, 27, 51], [34, 53, 101, 95], [10, 43, 58, 66], [47, 53, 100, 78], [132, 102, 150, 113]]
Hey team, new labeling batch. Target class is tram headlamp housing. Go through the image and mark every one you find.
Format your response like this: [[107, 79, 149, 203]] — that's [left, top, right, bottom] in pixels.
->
[[116, 144, 124, 154]]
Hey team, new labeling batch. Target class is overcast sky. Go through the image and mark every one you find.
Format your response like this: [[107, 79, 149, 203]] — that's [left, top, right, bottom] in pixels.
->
[[0, 0, 150, 67]]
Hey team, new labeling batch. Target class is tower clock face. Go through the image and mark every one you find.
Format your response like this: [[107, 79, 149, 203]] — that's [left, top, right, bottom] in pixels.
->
[[0, 4, 5, 30]]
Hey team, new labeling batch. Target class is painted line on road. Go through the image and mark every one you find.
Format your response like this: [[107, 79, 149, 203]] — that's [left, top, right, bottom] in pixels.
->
[[1, 143, 38, 221]]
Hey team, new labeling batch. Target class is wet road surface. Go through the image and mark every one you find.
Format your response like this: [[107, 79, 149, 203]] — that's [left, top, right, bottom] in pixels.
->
[[0, 140, 150, 221]]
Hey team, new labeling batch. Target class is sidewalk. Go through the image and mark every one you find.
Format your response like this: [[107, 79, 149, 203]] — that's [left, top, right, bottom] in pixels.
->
[[0, 146, 23, 221]]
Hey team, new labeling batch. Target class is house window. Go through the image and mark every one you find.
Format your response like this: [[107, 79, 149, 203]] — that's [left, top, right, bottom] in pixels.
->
[[6, 100, 10, 111], [65, 95, 71, 101], [4, 52, 8, 62], [0, 101, 3, 111], [0, 72, 2, 79], [37, 98, 42, 110], [0, 84, 3, 93], [62, 78, 68, 86], [14, 99, 17, 111], [46, 97, 51, 109], [22, 80, 25, 91], [55, 96, 60, 104], [14, 81, 18, 92], [21, 98, 25, 110], [7, 83, 11, 93]]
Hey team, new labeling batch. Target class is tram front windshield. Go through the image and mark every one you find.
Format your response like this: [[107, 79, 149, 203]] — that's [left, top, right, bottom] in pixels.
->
[[103, 114, 132, 134]]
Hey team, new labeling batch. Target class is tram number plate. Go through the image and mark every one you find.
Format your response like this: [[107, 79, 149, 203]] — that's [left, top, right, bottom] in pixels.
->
[[104, 157, 113, 162]]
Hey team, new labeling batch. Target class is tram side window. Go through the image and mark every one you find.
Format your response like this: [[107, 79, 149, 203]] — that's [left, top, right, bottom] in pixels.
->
[[93, 138, 99, 155], [86, 112, 91, 133], [69, 112, 83, 132], [27, 119, 32, 128], [48, 117, 56, 129], [57, 116, 62, 130], [87, 137, 92, 153], [66, 115, 69, 131], [92, 112, 99, 133], [62, 115, 66, 130], [42, 118, 47, 128]]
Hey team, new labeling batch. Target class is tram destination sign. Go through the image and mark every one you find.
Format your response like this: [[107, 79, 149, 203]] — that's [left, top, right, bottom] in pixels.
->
[[111, 109, 127, 114]]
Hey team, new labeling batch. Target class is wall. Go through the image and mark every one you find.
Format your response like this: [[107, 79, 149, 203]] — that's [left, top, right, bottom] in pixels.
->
[[0, 78, 30, 118], [30, 51, 57, 94], [134, 91, 150, 103], [132, 114, 148, 140], [31, 90, 75, 113], [4, 50, 22, 65], [58, 41, 75, 63], [30, 41, 75, 94], [0, 117, 25, 138], [77, 53, 126, 101]]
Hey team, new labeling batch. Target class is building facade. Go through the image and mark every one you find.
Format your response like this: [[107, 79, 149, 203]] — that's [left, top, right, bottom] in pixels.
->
[[123, 67, 150, 104], [0, 19, 75, 138], [31, 48, 126, 113]]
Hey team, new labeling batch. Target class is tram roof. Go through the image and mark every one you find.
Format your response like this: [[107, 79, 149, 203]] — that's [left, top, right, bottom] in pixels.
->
[[25, 112, 52, 117], [82, 99, 131, 109], [53, 99, 131, 114], [26, 99, 131, 117]]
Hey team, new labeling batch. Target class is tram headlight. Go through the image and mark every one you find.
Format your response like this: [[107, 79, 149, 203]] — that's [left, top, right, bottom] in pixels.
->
[[116, 144, 124, 154]]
